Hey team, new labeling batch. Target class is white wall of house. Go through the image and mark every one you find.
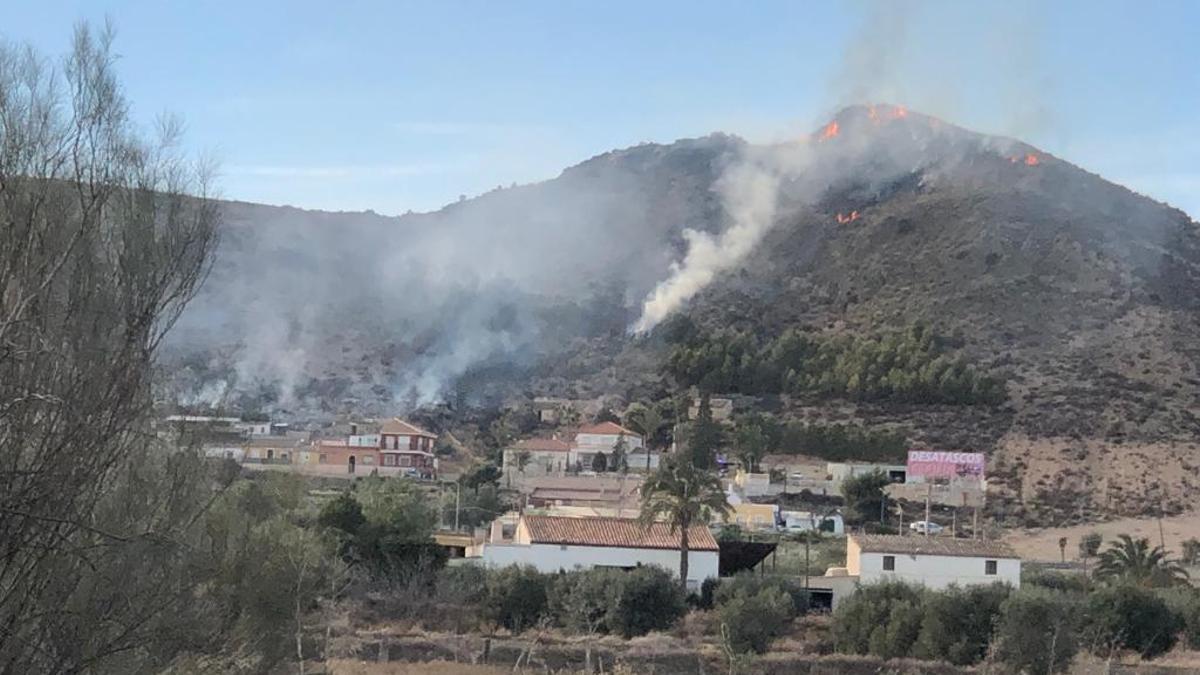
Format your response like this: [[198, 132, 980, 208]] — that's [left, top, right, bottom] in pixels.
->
[[574, 433, 644, 451], [851, 550, 1020, 589], [480, 542, 718, 588], [348, 434, 380, 447], [502, 449, 571, 474]]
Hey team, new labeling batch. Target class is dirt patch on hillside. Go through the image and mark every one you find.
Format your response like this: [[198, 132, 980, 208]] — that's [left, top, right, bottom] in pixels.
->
[[989, 433, 1200, 526], [1002, 513, 1200, 562]]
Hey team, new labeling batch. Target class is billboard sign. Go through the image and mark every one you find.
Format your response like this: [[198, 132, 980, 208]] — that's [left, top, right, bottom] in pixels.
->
[[906, 450, 985, 481]]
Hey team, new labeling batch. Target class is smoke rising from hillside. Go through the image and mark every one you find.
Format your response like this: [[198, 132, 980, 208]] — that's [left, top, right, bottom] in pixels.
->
[[633, 152, 784, 333], [166, 137, 740, 413]]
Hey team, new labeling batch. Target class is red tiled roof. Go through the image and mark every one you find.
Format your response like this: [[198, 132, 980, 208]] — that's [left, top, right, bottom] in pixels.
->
[[521, 515, 718, 551], [513, 437, 571, 452], [576, 421, 640, 437], [379, 418, 436, 437]]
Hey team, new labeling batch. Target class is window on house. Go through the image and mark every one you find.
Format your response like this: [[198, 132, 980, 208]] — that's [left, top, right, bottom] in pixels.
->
[[362, 455, 374, 465], [399, 455, 412, 467], [883, 555, 896, 571], [409, 435, 418, 450], [383, 454, 396, 466], [319, 454, 327, 464], [985, 560, 998, 575]]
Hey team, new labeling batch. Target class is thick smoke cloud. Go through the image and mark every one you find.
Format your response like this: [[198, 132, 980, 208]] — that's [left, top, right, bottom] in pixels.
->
[[166, 138, 737, 413]]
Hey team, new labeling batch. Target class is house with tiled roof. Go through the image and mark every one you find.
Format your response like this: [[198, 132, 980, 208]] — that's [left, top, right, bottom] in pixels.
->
[[847, 534, 1020, 589], [571, 421, 658, 473], [479, 514, 719, 589], [502, 436, 572, 476]]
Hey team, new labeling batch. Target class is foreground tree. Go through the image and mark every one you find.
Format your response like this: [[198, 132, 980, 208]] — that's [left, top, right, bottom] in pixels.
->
[[626, 401, 664, 471], [0, 23, 219, 672], [639, 456, 730, 590], [1095, 534, 1189, 587], [841, 470, 891, 524]]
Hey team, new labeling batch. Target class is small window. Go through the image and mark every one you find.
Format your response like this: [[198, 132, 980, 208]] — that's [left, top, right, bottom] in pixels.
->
[[319, 454, 327, 464], [985, 560, 998, 575], [361, 455, 374, 465], [883, 555, 896, 571], [383, 454, 396, 467]]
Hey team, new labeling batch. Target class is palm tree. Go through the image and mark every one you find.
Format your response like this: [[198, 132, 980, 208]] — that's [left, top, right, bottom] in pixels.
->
[[1095, 534, 1190, 587], [639, 456, 731, 590]]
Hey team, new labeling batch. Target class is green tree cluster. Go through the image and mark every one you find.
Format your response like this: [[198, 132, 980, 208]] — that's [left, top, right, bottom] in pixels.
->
[[477, 566, 687, 637], [665, 324, 1005, 406], [712, 574, 810, 654], [317, 477, 445, 582]]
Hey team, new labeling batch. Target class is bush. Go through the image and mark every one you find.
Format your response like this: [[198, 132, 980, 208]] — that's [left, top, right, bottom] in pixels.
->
[[1083, 584, 1180, 659], [547, 568, 619, 635], [605, 566, 686, 638], [696, 577, 721, 610], [914, 583, 1011, 665], [1022, 567, 1089, 593], [718, 584, 794, 654], [992, 587, 1080, 673], [832, 581, 926, 659], [1156, 587, 1200, 650], [713, 573, 809, 618], [482, 565, 549, 633]]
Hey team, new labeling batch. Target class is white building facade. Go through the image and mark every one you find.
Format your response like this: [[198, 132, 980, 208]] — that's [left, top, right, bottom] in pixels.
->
[[479, 515, 719, 589], [847, 534, 1020, 590]]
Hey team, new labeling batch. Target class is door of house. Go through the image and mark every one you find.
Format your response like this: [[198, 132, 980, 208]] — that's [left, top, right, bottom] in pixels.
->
[[348, 455, 356, 474]]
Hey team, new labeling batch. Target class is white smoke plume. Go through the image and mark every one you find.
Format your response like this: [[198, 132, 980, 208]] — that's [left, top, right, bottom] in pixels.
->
[[633, 153, 786, 333]]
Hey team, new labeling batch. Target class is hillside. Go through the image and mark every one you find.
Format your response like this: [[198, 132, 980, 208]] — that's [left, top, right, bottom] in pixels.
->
[[164, 105, 1200, 522]]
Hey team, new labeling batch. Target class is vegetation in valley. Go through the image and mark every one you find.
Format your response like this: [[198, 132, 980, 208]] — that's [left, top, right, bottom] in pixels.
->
[[663, 320, 1005, 406]]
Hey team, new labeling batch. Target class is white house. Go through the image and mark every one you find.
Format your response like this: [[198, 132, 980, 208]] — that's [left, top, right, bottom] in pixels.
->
[[479, 514, 719, 589], [827, 462, 907, 488], [846, 534, 1020, 590], [503, 437, 573, 476], [571, 422, 645, 469], [782, 510, 845, 535]]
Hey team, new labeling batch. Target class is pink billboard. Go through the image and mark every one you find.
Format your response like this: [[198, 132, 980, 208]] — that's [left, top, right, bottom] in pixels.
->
[[906, 450, 985, 481]]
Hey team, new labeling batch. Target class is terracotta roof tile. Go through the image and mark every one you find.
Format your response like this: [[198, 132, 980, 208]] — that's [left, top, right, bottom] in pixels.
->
[[522, 515, 718, 551], [576, 421, 640, 437], [851, 534, 1018, 559], [512, 437, 572, 452], [379, 418, 436, 437]]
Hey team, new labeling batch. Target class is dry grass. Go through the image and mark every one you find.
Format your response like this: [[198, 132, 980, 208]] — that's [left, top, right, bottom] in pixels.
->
[[1002, 512, 1200, 562], [328, 659, 509, 675]]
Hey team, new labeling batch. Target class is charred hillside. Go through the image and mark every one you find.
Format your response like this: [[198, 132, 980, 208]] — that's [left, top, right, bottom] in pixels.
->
[[660, 106, 1200, 521], [167, 105, 1200, 519]]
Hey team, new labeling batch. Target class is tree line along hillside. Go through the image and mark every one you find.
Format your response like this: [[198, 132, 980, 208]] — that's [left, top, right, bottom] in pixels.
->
[[662, 319, 1006, 406]]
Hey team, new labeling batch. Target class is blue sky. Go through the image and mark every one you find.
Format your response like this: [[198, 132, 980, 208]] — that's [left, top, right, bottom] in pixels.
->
[[9, 1, 1200, 217]]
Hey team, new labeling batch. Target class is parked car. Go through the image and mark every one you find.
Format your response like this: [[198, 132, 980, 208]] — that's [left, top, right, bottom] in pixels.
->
[[789, 472, 805, 481], [909, 520, 944, 535]]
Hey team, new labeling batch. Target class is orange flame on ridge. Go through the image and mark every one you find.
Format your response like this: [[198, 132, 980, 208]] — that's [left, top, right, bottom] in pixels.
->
[[821, 120, 840, 140], [1024, 153, 1039, 166], [836, 210, 860, 224]]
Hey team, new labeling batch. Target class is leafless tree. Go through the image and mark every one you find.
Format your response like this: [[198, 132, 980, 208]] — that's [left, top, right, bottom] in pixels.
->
[[0, 21, 218, 672]]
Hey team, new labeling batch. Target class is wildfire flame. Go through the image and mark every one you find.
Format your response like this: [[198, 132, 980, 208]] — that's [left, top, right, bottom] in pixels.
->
[[1024, 153, 1039, 166], [889, 105, 907, 119], [836, 210, 860, 224], [820, 120, 840, 140]]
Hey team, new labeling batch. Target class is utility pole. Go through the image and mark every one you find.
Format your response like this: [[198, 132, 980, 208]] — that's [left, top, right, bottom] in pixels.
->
[[453, 481, 461, 531], [973, 505, 979, 540], [924, 482, 932, 537]]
